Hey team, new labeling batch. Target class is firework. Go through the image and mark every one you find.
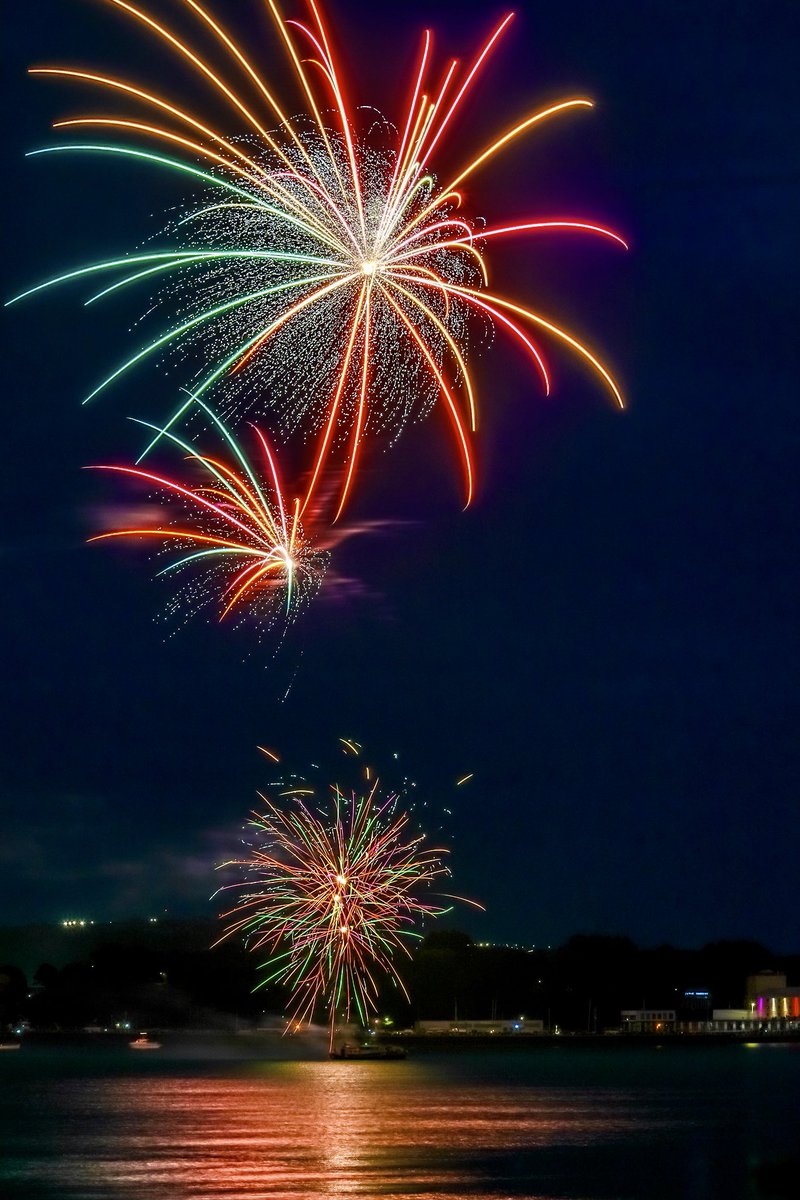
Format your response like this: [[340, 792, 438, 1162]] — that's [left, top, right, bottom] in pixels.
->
[[217, 742, 477, 1044], [10, 0, 625, 515], [89, 402, 328, 629]]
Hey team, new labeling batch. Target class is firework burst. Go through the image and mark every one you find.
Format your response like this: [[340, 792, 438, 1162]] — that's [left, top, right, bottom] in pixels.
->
[[10, 0, 626, 516], [89, 402, 328, 630], [217, 741, 477, 1044]]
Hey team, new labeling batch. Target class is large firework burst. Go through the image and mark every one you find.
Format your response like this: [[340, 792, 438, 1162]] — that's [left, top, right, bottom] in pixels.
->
[[217, 741, 475, 1044], [10, 0, 626, 516], [89, 402, 328, 630]]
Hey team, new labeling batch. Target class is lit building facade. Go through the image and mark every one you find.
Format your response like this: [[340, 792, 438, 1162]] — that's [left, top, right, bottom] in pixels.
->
[[743, 972, 800, 1024], [620, 973, 800, 1034]]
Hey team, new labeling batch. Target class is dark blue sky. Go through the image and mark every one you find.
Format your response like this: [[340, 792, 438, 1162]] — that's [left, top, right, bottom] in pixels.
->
[[2, 0, 798, 949]]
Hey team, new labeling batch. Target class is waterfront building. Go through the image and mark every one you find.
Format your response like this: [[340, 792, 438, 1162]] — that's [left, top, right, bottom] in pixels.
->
[[743, 972, 800, 1022], [414, 1018, 544, 1036], [620, 1009, 676, 1033]]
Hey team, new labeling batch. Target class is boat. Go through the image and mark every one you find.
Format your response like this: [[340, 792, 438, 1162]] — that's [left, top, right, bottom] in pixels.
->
[[329, 1041, 407, 1060], [129, 1032, 162, 1050], [0, 1042, 21, 1051]]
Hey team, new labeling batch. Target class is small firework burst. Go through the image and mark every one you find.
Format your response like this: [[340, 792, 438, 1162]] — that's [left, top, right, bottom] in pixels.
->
[[89, 403, 328, 632]]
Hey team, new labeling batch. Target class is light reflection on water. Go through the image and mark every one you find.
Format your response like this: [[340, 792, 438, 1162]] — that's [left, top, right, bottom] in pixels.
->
[[1, 1045, 798, 1198]]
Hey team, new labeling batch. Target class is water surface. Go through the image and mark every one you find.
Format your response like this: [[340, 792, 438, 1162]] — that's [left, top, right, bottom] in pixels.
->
[[1, 1040, 798, 1198]]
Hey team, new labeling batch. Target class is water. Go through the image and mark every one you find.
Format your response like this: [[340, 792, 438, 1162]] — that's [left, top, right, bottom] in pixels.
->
[[1, 1040, 798, 1198]]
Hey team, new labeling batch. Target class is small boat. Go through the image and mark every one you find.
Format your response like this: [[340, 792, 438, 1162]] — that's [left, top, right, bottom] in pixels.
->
[[129, 1032, 161, 1051], [330, 1041, 407, 1060], [0, 1042, 21, 1051]]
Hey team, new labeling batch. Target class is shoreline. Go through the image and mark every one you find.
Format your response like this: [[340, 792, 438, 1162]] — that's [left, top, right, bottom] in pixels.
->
[[389, 1030, 800, 1049], [9, 1028, 800, 1054]]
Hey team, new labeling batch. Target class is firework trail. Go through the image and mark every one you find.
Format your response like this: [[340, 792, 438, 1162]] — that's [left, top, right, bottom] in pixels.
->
[[9, 0, 626, 516], [217, 740, 480, 1045], [88, 402, 328, 630]]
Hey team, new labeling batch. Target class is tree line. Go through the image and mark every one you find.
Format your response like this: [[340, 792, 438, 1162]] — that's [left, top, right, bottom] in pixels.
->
[[1, 920, 796, 1033]]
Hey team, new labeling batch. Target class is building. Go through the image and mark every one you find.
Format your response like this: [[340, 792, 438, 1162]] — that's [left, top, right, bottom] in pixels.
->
[[745, 972, 786, 1005], [620, 1009, 676, 1033], [708, 1009, 751, 1031], [414, 1018, 544, 1035], [682, 989, 711, 1012], [742, 972, 800, 1021]]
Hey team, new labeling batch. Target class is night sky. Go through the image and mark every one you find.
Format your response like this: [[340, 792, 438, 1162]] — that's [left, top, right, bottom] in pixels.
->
[[3, 0, 798, 950]]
